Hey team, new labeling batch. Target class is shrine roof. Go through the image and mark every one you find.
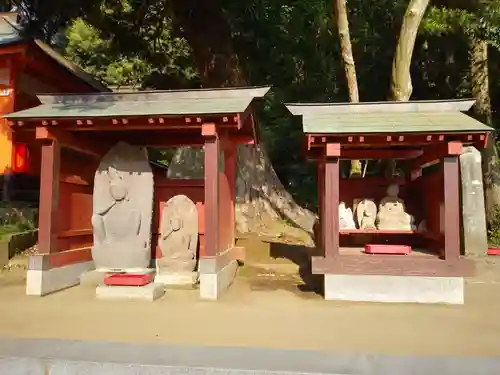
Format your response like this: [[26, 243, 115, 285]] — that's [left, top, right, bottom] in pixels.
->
[[4, 86, 271, 119], [285, 99, 493, 134], [0, 13, 109, 92]]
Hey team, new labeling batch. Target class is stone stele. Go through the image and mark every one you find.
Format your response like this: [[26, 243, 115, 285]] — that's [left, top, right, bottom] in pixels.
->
[[91, 141, 154, 272], [354, 198, 377, 230], [376, 184, 415, 231], [460, 146, 488, 256], [155, 194, 199, 285]]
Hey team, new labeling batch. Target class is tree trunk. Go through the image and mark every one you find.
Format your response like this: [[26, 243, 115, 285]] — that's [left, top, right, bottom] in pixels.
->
[[391, 0, 430, 101], [469, 37, 500, 225], [170, 0, 316, 243], [387, 0, 430, 177], [332, 0, 362, 177]]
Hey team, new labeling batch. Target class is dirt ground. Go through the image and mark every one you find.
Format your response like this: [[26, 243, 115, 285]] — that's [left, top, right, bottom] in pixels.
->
[[1, 236, 500, 357]]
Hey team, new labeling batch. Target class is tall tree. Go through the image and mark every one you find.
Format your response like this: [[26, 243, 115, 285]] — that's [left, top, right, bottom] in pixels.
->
[[391, 0, 431, 101], [332, 0, 362, 177], [169, 0, 316, 240]]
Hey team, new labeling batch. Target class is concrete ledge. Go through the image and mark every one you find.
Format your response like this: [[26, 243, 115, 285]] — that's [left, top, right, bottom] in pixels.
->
[[1, 337, 499, 375], [96, 283, 165, 302], [324, 274, 464, 304], [199, 259, 238, 300], [26, 261, 94, 296]]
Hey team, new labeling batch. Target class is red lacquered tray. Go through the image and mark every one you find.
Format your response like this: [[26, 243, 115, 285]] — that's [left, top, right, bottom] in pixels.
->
[[488, 248, 500, 256], [104, 273, 153, 286], [364, 244, 412, 255]]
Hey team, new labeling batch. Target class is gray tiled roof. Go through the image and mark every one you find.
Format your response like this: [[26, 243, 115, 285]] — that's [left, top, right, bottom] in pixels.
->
[[5, 86, 271, 119], [285, 99, 493, 134]]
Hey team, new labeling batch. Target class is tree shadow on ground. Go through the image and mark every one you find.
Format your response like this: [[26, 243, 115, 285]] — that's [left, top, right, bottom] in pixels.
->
[[267, 241, 324, 297]]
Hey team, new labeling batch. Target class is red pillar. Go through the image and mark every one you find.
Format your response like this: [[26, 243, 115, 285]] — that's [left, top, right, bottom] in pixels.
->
[[38, 139, 60, 254], [443, 156, 460, 260], [202, 123, 220, 257], [323, 143, 341, 258]]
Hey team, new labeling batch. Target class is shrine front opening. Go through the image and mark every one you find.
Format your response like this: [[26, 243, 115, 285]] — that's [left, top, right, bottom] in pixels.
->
[[5, 86, 270, 299], [286, 99, 493, 304]]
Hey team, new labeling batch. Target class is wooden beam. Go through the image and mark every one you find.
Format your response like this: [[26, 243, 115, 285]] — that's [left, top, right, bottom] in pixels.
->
[[443, 156, 461, 260], [412, 141, 462, 169], [311, 255, 474, 277], [340, 148, 423, 160], [38, 140, 60, 254], [35, 127, 107, 158]]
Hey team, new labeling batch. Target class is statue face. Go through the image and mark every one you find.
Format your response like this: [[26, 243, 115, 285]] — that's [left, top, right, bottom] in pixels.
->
[[107, 165, 127, 201]]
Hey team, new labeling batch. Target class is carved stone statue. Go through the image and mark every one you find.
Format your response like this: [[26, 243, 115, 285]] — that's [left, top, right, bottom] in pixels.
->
[[376, 184, 415, 230], [355, 198, 377, 230], [339, 202, 356, 229], [155, 195, 198, 285], [91, 142, 154, 272]]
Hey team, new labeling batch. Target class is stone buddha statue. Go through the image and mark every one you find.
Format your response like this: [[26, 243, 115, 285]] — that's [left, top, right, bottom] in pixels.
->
[[376, 184, 415, 230], [91, 142, 153, 272], [156, 195, 198, 285], [339, 202, 356, 229], [355, 199, 377, 230]]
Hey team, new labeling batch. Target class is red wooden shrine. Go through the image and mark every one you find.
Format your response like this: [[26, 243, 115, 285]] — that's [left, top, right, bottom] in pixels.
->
[[286, 99, 493, 279], [5, 86, 270, 298]]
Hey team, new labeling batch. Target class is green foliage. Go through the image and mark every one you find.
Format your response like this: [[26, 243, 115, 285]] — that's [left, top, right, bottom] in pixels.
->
[[488, 206, 500, 245]]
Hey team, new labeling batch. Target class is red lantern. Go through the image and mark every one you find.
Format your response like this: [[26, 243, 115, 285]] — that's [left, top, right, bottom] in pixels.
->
[[12, 143, 29, 173]]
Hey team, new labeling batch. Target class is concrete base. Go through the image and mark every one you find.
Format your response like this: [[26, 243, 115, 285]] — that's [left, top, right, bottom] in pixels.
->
[[155, 272, 198, 286], [95, 282, 165, 302], [80, 268, 156, 287], [26, 261, 95, 296], [324, 274, 464, 304], [199, 260, 238, 300]]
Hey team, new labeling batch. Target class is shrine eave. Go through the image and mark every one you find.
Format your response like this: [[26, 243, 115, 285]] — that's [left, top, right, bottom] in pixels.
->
[[0, 13, 109, 92], [4, 86, 271, 122], [285, 99, 493, 135]]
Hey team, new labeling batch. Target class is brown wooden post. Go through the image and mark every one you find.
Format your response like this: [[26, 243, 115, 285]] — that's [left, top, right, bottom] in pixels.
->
[[224, 142, 237, 247], [323, 144, 341, 258], [38, 139, 61, 254], [202, 123, 220, 257], [316, 161, 325, 250], [443, 156, 460, 260]]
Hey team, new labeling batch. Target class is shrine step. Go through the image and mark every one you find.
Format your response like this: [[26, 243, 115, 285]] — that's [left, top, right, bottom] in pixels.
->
[[364, 244, 412, 255]]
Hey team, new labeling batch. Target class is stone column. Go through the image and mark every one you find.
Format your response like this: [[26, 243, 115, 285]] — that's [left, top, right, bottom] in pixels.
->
[[460, 146, 488, 257]]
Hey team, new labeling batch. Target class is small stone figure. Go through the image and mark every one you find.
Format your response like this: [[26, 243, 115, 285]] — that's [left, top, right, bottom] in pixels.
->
[[355, 199, 377, 230], [156, 195, 199, 285], [91, 142, 154, 272], [339, 202, 356, 229], [376, 184, 415, 230]]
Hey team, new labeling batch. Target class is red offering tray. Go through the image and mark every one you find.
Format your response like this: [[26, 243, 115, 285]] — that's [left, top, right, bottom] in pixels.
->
[[104, 273, 153, 286], [364, 244, 411, 255], [488, 248, 500, 256]]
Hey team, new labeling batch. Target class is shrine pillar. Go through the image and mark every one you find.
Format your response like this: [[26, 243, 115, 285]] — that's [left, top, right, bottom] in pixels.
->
[[198, 124, 242, 300]]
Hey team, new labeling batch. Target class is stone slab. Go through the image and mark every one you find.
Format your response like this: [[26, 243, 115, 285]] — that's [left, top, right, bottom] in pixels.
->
[[155, 272, 198, 286], [26, 261, 95, 296], [460, 146, 488, 257], [199, 259, 238, 300], [324, 274, 464, 304], [95, 282, 165, 302], [1, 337, 500, 375]]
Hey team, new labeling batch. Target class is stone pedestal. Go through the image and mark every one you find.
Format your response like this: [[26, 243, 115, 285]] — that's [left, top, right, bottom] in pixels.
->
[[154, 272, 198, 286], [95, 283, 165, 301], [324, 274, 464, 304]]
